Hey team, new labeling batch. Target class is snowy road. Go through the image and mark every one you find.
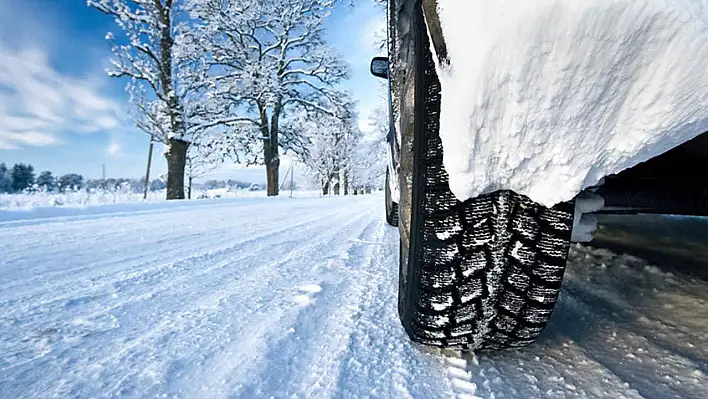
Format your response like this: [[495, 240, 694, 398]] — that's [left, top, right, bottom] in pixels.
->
[[1, 195, 706, 398]]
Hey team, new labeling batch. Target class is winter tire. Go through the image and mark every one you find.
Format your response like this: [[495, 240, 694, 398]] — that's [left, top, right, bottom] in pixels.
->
[[392, 0, 575, 350], [386, 169, 399, 227]]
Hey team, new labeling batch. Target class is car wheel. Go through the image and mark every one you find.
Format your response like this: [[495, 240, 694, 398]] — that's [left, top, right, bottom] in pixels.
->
[[392, 0, 575, 350]]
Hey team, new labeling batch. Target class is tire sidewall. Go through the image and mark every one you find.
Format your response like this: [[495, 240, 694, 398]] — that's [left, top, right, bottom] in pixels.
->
[[392, 0, 424, 328]]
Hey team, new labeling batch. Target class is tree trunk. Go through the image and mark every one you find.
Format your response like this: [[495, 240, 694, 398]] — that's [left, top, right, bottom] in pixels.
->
[[343, 170, 349, 195], [262, 102, 281, 196], [188, 176, 193, 200], [165, 138, 189, 200], [264, 144, 279, 196], [158, 3, 188, 201], [332, 167, 340, 195], [322, 179, 330, 196]]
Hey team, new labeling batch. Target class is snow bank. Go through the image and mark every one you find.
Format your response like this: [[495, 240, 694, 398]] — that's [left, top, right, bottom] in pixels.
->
[[0, 189, 323, 211], [434, 0, 708, 206], [0, 190, 166, 209], [0, 190, 327, 225]]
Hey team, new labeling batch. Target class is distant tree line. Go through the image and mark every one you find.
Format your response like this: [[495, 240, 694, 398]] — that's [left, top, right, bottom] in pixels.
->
[[0, 163, 78, 193], [0, 161, 264, 195]]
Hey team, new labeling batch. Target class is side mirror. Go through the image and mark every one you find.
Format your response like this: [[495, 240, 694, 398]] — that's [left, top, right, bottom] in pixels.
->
[[370, 56, 389, 79]]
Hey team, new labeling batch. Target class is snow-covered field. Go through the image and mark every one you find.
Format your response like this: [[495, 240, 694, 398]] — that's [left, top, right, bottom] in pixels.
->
[[0, 190, 168, 209], [1, 195, 706, 398], [0, 189, 322, 211]]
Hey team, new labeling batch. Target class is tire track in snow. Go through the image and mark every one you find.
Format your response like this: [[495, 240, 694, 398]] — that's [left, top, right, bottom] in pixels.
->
[[96, 205, 377, 395], [552, 290, 707, 399], [0, 200, 265, 263], [0, 204, 345, 316], [552, 244, 708, 399], [446, 328, 646, 399], [0, 228, 245, 293], [230, 218, 390, 398], [1, 198, 379, 396], [562, 278, 708, 373], [0, 226, 342, 384], [0, 198, 338, 288], [1, 207, 345, 358], [169, 208, 381, 398], [0, 202, 344, 298], [443, 353, 483, 399], [563, 245, 708, 370], [331, 224, 454, 399]]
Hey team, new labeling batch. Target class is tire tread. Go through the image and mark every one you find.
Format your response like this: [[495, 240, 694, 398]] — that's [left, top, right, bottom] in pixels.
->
[[400, 5, 574, 350]]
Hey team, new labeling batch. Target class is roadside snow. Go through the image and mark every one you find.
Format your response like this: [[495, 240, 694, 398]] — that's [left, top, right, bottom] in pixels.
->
[[0, 190, 166, 209], [0, 189, 322, 210], [434, 0, 708, 207]]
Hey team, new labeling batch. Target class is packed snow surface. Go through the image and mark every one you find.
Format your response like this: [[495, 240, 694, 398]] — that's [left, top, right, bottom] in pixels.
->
[[434, 0, 708, 206], [1, 195, 706, 398]]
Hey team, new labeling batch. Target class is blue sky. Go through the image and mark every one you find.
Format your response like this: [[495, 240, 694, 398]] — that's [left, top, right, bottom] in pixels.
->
[[0, 0, 385, 182]]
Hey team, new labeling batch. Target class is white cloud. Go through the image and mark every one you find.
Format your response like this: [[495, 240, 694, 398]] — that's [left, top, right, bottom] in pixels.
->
[[0, 43, 123, 150], [2, 131, 59, 147], [106, 139, 122, 156]]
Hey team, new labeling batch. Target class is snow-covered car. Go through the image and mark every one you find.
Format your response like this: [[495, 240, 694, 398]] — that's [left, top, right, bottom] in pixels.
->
[[371, 0, 708, 351]]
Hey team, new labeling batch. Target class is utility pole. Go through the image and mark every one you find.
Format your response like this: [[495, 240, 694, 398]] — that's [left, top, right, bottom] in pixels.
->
[[102, 164, 106, 189], [279, 164, 294, 195], [143, 135, 155, 199]]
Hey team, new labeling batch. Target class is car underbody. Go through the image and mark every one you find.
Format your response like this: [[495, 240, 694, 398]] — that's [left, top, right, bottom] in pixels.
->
[[597, 131, 708, 216]]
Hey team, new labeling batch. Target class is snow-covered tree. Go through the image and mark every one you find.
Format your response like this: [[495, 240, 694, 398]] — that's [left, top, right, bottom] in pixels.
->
[[0, 163, 12, 193], [302, 118, 344, 195], [88, 0, 207, 200], [348, 136, 386, 191], [187, 0, 350, 196], [185, 140, 220, 199], [301, 113, 362, 195], [347, 99, 388, 192], [370, 0, 387, 51], [58, 174, 85, 192], [36, 171, 56, 192], [11, 164, 35, 193]]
